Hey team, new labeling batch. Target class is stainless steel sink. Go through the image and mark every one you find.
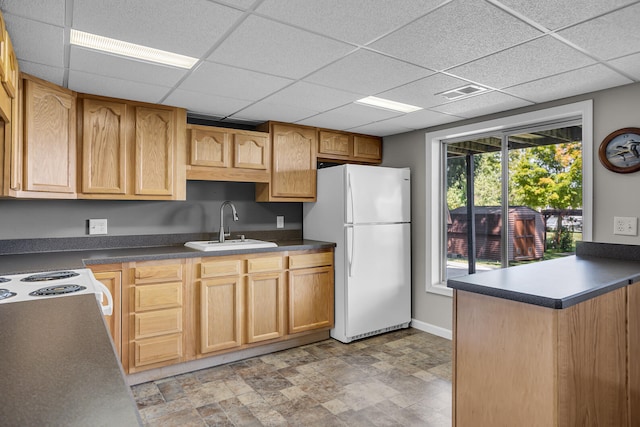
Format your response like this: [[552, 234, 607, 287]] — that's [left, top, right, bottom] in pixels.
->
[[184, 239, 277, 252]]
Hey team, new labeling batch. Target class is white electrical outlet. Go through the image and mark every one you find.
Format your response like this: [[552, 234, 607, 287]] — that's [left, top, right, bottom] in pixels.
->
[[613, 216, 637, 236], [276, 215, 284, 229], [88, 218, 108, 235]]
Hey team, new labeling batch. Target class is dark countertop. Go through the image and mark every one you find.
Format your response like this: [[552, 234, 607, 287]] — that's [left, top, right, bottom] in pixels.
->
[[0, 295, 141, 426], [0, 239, 335, 275], [448, 242, 640, 309]]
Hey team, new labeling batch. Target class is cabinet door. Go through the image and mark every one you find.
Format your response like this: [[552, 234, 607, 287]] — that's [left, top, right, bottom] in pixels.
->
[[353, 135, 382, 162], [234, 132, 268, 170], [135, 106, 174, 196], [270, 124, 316, 198], [93, 270, 122, 361], [81, 98, 127, 194], [288, 266, 334, 334], [23, 78, 76, 194], [318, 130, 351, 158], [1, 31, 17, 99], [200, 277, 243, 353], [190, 127, 230, 168], [246, 272, 284, 343]]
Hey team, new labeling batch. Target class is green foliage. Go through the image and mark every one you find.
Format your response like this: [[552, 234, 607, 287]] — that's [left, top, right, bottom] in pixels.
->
[[508, 142, 582, 210]]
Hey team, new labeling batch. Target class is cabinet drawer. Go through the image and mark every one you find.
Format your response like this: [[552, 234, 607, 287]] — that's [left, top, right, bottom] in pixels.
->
[[201, 259, 242, 278], [134, 334, 182, 367], [288, 252, 333, 269], [134, 264, 182, 284], [247, 256, 283, 274], [135, 282, 182, 311], [135, 308, 182, 339]]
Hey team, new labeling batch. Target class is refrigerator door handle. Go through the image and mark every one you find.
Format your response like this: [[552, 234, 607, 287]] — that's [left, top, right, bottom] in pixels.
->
[[347, 226, 355, 277], [347, 172, 354, 224]]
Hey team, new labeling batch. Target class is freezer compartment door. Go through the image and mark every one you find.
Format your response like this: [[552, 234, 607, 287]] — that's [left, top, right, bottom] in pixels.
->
[[345, 223, 411, 338], [346, 165, 410, 224]]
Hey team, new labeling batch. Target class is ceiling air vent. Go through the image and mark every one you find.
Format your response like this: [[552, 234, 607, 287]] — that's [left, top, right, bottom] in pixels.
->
[[440, 84, 488, 101]]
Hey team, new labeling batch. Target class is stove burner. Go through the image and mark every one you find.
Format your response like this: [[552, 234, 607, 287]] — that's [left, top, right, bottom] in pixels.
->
[[0, 289, 16, 300], [21, 271, 80, 282], [0, 278, 10, 283], [29, 285, 86, 296]]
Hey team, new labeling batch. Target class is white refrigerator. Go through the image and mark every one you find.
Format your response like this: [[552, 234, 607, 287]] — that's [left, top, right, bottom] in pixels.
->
[[303, 164, 411, 343]]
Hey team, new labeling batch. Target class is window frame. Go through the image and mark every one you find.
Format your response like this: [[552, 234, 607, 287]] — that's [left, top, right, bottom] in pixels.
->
[[425, 100, 593, 296]]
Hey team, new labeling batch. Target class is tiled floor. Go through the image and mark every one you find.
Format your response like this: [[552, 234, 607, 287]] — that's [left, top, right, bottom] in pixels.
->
[[131, 328, 452, 427]]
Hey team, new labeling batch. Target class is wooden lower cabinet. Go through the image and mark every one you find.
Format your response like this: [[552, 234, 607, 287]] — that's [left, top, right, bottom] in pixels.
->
[[110, 248, 333, 374], [200, 276, 243, 353], [127, 260, 187, 373], [288, 266, 333, 334], [91, 267, 122, 362], [453, 288, 628, 427], [246, 272, 285, 343], [288, 252, 334, 334]]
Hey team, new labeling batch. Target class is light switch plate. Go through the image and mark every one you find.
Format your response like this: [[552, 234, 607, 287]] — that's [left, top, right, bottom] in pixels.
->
[[276, 215, 284, 229], [88, 218, 108, 235], [613, 216, 637, 236]]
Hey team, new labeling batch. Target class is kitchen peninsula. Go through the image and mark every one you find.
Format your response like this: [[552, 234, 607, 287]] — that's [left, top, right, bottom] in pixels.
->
[[448, 241, 640, 427]]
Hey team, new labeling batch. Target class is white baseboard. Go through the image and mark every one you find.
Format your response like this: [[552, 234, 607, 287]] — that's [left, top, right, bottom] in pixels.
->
[[411, 318, 452, 340]]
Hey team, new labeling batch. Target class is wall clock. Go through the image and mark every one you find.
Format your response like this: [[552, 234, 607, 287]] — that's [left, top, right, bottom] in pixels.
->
[[598, 127, 640, 174]]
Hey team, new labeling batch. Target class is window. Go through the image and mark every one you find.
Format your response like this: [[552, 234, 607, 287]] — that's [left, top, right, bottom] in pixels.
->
[[425, 101, 593, 296]]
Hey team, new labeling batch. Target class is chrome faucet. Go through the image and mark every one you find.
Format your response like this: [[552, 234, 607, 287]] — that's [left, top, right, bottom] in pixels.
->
[[219, 201, 239, 243]]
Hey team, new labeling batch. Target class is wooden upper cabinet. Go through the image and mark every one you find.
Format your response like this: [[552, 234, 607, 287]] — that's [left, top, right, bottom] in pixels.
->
[[1, 30, 18, 99], [317, 129, 382, 164], [234, 132, 268, 170], [81, 98, 127, 194], [256, 122, 316, 202], [190, 127, 229, 168], [22, 74, 76, 196], [353, 134, 382, 162], [186, 124, 269, 183], [135, 106, 174, 196], [78, 95, 186, 200], [318, 130, 351, 159]]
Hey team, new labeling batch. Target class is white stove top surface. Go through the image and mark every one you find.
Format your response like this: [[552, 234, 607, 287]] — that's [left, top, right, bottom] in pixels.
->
[[0, 269, 108, 311]]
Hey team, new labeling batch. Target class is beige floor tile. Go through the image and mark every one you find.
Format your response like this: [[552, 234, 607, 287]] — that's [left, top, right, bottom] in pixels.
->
[[132, 328, 452, 426]]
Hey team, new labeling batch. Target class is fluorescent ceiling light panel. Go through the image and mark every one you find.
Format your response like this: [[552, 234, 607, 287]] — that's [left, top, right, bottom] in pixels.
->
[[355, 96, 422, 113], [70, 29, 198, 69]]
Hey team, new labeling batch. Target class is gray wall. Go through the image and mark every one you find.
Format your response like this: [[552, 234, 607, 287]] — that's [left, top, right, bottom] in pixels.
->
[[382, 81, 640, 334], [0, 181, 301, 239]]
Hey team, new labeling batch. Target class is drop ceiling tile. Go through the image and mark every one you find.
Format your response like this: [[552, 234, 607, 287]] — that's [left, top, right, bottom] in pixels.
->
[[17, 60, 65, 86], [230, 101, 320, 123], [70, 46, 188, 88], [347, 122, 414, 137], [373, 109, 464, 130], [256, 0, 445, 45], [505, 64, 632, 103], [164, 89, 252, 117], [370, 0, 542, 70], [377, 73, 478, 109], [215, 0, 256, 10], [0, 0, 66, 26], [297, 103, 403, 131], [448, 36, 596, 89], [304, 49, 434, 95], [178, 61, 293, 101], [261, 81, 362, 112], [558, 3, 640, 60], [609, 52, 640, 80], [72, 0, 242, 57], [430, 91, 532, 118], [2, 14, 64, 67], [209, 15, 355, 79], [496, 0, 637, 30], [68, 70, 171, 104]]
